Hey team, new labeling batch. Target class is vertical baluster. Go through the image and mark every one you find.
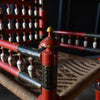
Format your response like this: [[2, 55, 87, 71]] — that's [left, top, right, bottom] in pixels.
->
[[75, 36, 79, 46], [15, 19, 20, 29], [61, 35, 64, 43], [6, 4, 11, 15], [34, 7, 38, 16], [16, 33, 20, 43], [29, 19, 33, 29], [14, 4, 19, 15], [22, 19, 27, 29], [22, 5, 26, 15], [8, 19, 12, 30], [28, 6, 32, 16], [35, 0, 38, 4], [8, 33, 12, 42], [0, 20, 3, 30], [8, 50, 16, 66], [28, 57, 35, 78], [0, 4, 2, 15], [83, 37, 88, 47], [68, 35, 71, 45], [29, 32, 33, 41], [34, 31, 38, 40], [93, 38, 97, 49], [34, 19, 38, 28], [0, 34, 3, 40], [17, 53, 25, 72], [23, 32, 27, 42]]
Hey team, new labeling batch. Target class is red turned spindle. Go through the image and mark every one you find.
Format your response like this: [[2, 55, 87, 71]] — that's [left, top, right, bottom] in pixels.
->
[[93, 38, 97, 49], [17, 53, 25, 72], [14, 4, 19, 15], [34, 31, 38, 40], [22, 5, 26, 15], [6, 4, 11, 15], [1, 47, 7, 63], [28, 6, 32, 16], [34, 19, 38, 28], [22, 19, 27, 29], [37, 27, 61, 100], [29, 19, 33, 29], [83, 37, 88, 47], [0, 20, 3, 30], [29, 32, 33, 41], [8, 33, 12, 42], [16, 33, 20, 43], [23, 32, 27, 42], [75, 36, 79, 46], [28, 57, 35, 78], [68, 35, 71, 45], [61, 35, 64, 43], [8, 19, 12, 30], [8, 50, 16, 66], [15, 19, 20, 29]]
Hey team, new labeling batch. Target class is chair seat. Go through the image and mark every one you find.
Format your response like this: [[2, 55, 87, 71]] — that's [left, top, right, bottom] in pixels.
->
[[33, 52, 100, 100]]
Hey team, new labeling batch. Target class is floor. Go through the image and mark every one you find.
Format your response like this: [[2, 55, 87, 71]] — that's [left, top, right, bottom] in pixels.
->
[[0, 80, 96, 100]]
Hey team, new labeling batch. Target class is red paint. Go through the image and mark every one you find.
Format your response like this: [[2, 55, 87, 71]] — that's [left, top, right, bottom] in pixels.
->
[[0, 39, 19, 52], [30, 60, 33, 65], [1, 48, 4, 53], [60, 43, 84, 50], [37, 89, 57, 100], [9, 52, 12, 57], [42, 48, 58, 66], [98, 57, 100, 62], [0, 60, 19, 77], [94, 38, 97, 42], [35, 0, 37, 4], [40, 36, 60, 48], [2, 15, 32, 19], [39, 9, 46, 36], [85, 37, 87, 41], [4, 29, 32, 34], [18, 55, 21, 60], [37, 30, 61, 100], [95, 89, 100, 100], [54, 31, 85, 37], [15, 4, 18, 8], [9, 34, 11, 37], [96, 78, 100, 82], [7, 4, 10, 8], [8, 19, 11, 23], [16, 19, 19, 22], [23, 32, 26, 36], [22, 5, 25, 9], [3, 0, 31, 6]]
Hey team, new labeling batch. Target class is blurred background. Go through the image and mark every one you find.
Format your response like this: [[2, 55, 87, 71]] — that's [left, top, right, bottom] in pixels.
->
[[47, 0, 100, 56]]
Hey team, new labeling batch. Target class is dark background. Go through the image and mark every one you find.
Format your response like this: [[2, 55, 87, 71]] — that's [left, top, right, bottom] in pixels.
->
[[46, 0, 100, 56], [47, 0, 99, 32]]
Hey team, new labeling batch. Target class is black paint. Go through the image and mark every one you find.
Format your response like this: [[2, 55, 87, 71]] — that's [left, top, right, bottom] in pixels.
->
[[42, 65, 57, 90], [17, 45, 42, 58], [18, 72, 42, 89]]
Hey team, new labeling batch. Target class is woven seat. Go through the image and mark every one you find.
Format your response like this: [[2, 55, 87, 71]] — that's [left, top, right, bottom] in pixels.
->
[[30, 52, 100, 100]]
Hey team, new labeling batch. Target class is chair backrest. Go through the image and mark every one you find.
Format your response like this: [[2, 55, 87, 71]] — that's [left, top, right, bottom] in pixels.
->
[[56, 0, 100, 55], [0, 0, 46, 44]]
